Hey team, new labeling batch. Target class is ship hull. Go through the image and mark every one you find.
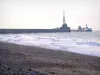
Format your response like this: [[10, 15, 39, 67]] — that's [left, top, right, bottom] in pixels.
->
[[0, 29, 71, 34], [78, 29, 92, 32]]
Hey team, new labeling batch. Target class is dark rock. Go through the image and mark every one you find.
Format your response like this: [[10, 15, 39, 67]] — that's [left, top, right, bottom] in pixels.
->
[[7, 68, 11, 70], [49, 71, 55, 74], [28, 68, 32, 71], [18, 68, 22, 71], [0, 68, 4, 72]]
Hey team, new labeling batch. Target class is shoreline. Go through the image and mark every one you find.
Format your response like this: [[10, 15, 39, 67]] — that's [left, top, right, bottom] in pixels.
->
[[0, 41, 100, 75]]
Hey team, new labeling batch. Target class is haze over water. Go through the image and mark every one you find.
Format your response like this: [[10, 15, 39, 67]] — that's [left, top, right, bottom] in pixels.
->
[[0, 0, 100, 30]]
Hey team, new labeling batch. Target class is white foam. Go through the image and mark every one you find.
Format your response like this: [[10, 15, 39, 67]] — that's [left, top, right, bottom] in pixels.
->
[[0, 33, 100, 57]]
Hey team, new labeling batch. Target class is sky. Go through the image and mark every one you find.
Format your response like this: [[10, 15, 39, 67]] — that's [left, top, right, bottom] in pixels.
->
[[0, 0, 100, 30]]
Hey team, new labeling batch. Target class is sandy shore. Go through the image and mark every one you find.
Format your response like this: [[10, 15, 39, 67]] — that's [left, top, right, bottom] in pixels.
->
[[0, 41, 100, 75]]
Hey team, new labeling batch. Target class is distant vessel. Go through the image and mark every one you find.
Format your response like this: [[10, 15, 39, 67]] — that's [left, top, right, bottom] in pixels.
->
[[78, 24, 92, 32], [0, 11, 71, 34]]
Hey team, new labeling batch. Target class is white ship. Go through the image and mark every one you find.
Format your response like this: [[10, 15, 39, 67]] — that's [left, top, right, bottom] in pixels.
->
[[78, 24, 92, 32]]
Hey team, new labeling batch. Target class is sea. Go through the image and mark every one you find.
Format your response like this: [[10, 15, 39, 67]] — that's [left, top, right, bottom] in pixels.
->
[[0, 31, 100, 57]]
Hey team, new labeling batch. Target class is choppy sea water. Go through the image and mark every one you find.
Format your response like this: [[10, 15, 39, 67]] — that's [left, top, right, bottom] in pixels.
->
[[0, 31, 100, 57]]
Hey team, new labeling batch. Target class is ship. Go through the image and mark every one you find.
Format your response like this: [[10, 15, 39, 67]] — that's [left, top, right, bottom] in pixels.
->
[[78, 24, 92, 32], [0, 11, 71, 34]]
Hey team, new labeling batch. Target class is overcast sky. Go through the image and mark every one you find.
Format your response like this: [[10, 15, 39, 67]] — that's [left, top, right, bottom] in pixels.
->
[[0, 0, 100, 30]]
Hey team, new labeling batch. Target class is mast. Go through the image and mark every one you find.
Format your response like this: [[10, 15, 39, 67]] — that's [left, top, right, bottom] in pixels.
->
[[61, 10, 70, 32], [63, 10, 66, 24]]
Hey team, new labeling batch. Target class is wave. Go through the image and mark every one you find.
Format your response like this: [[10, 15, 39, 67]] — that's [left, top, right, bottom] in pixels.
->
[[0, 33, 100, 57]]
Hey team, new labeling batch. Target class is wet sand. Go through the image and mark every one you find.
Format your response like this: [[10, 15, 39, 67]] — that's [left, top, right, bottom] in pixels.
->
[[0, 41, 100, 75]]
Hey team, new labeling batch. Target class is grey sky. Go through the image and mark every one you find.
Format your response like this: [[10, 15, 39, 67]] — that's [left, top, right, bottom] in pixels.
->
[[0, 0, 100, 30]]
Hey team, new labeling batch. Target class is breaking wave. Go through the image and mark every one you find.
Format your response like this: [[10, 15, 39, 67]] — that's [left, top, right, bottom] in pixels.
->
[[0, 32, 100, 57]]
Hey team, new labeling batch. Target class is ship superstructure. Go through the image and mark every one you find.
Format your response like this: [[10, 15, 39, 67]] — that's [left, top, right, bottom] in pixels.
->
[[78, 24, 92, 32], [59, 10, 70, 32]]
